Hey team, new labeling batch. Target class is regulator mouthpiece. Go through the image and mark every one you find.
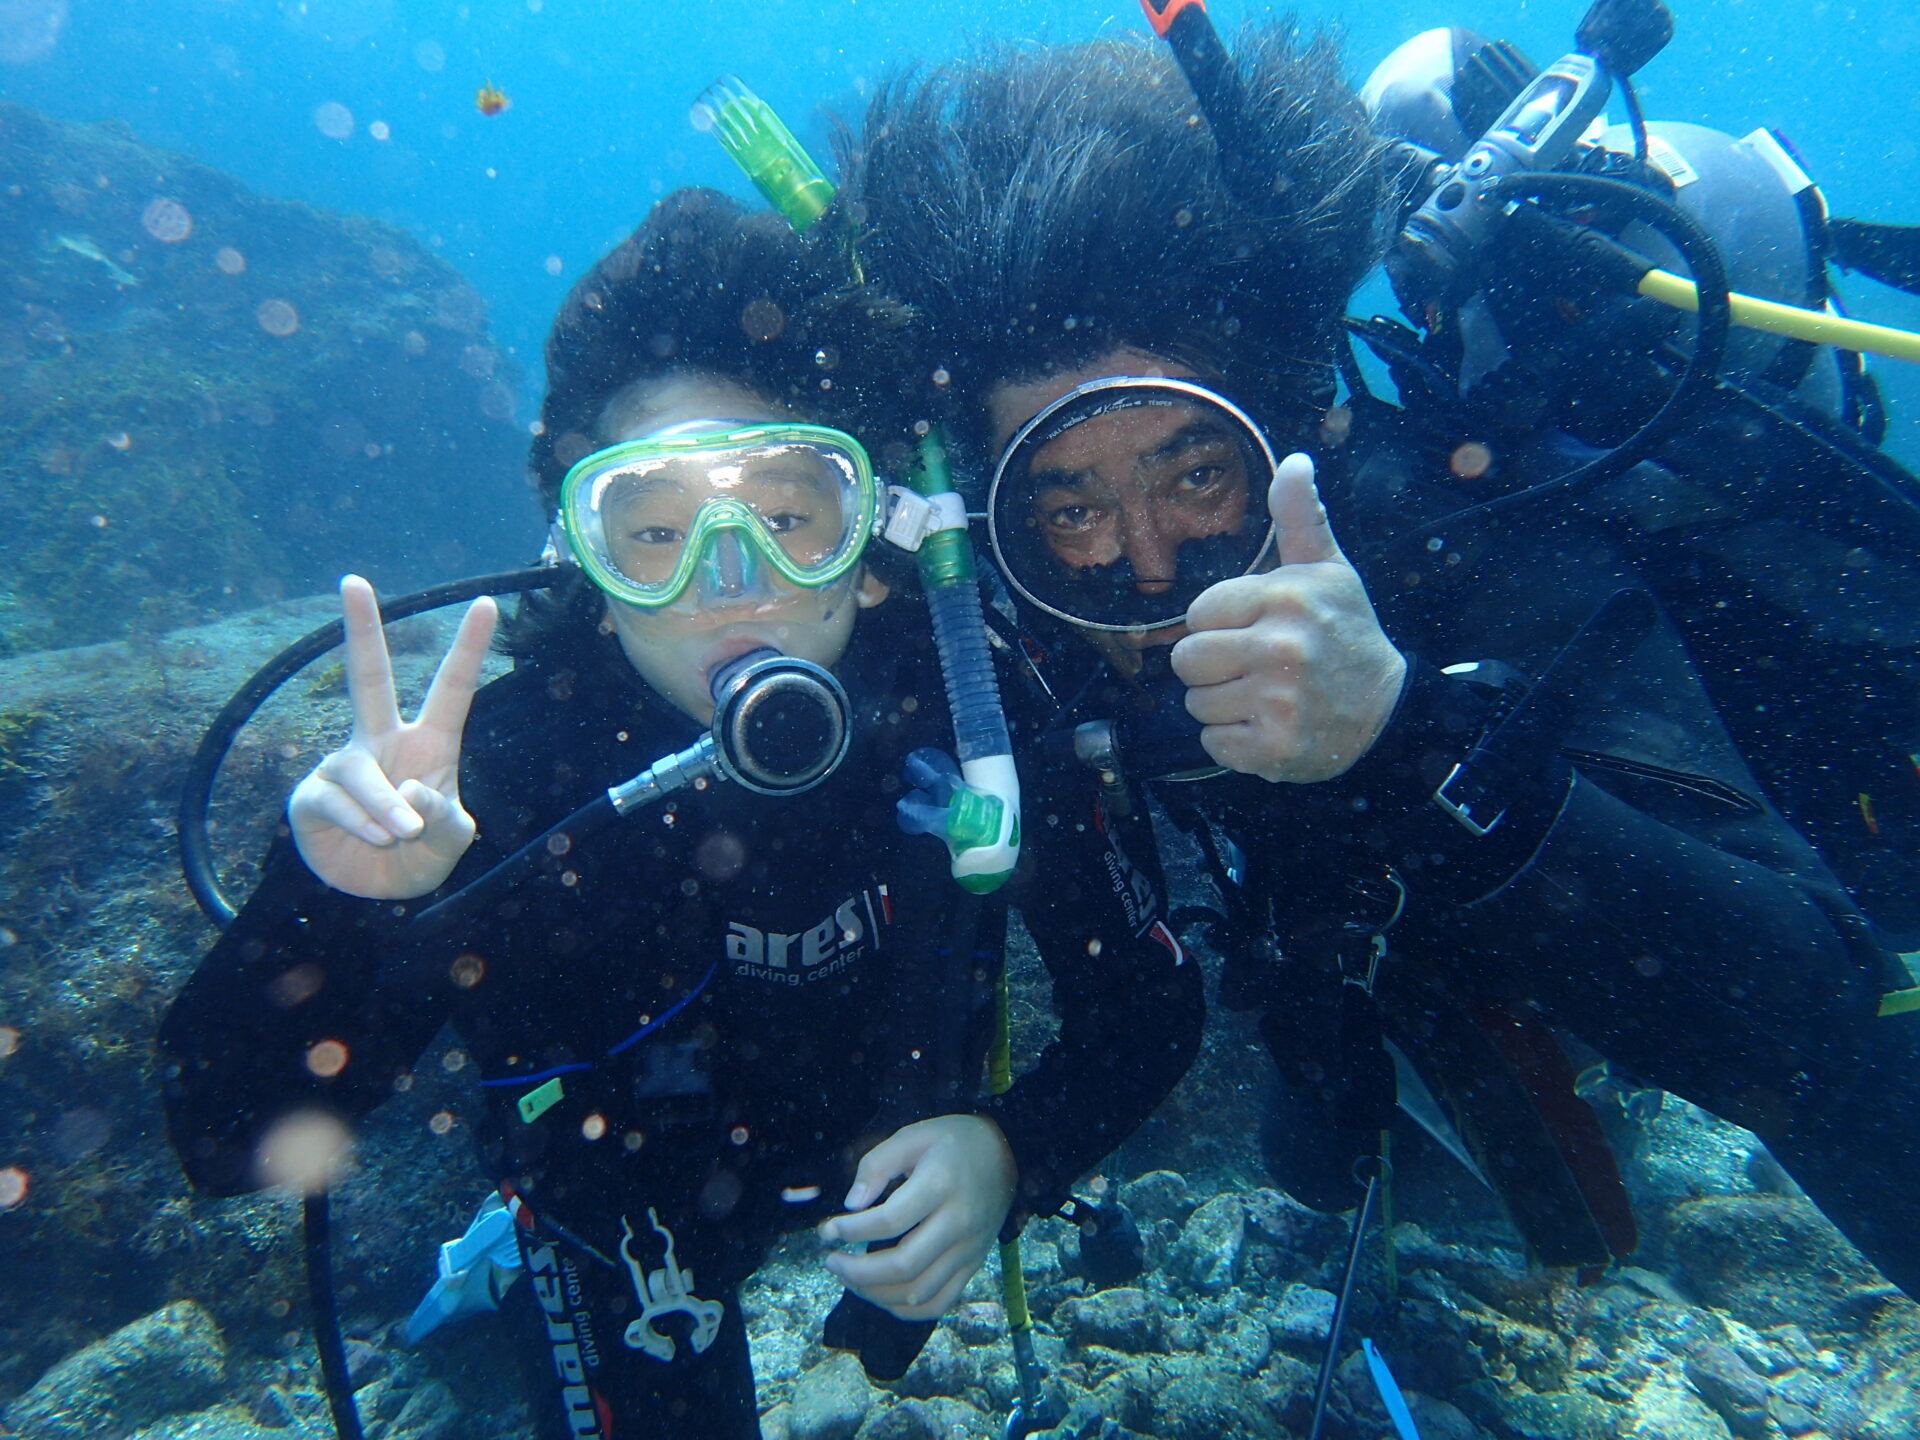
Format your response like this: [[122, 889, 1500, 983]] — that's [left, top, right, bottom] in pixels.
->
[[708, 649, 851, 795], [692, 75, 835, 233]]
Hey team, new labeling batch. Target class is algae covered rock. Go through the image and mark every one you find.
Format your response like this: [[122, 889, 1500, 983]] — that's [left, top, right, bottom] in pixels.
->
[[1665, 1193, 1890, 1328], [790, 1352, 874, 1440], [855, 1395, 993, 1440], [1055, 1287, 1168, 1354], [0, 101, 532, 655], [1170, 1190, 1245, 1294], [2, 1298, 227, 1439]]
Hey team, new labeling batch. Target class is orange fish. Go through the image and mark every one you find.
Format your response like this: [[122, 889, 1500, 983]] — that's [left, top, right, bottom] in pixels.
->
[[475, 80, 510, 117]]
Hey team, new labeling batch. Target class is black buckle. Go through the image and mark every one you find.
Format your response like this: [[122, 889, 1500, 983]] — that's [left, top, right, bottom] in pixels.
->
[[1435, 760, 1506, 836]]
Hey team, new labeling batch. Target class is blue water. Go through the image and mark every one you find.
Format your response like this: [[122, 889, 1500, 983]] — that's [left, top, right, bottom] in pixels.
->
[[6, 0, 1915, 448]]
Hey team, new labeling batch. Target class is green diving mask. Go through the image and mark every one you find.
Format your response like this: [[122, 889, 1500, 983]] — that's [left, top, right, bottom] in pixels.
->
[[560, 421, 879, 610]]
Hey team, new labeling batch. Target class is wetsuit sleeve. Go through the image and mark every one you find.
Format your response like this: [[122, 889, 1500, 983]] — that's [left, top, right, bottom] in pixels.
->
[[978, 785, 1206, 1224], [156, 828, 456, 1197]]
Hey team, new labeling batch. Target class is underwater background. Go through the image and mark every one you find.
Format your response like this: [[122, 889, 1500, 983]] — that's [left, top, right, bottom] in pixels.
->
[[2, 1, 1920, 1438]]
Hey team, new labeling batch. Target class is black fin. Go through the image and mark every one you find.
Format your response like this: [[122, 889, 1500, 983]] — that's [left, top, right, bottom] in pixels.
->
[[1575, 0, 1675, 77], [1452, 38, 1537, 139], [1829, 218, 1920, 298]]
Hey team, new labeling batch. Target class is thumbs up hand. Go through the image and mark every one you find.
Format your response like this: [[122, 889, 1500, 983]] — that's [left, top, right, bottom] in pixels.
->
[[1170, 453, 1406, 783]]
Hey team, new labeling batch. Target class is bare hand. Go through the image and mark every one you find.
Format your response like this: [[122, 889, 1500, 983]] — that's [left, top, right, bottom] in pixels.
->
[[819, 1114, 1016, 1321], [1171, 453, 1406, 782], [288, 575, 498, 899]]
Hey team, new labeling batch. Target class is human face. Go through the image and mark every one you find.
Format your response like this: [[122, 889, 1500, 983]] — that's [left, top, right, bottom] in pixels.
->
[[593, 376, 887, 723], [1023, 402, 1251, 592], [988, 350, 1273, 657]]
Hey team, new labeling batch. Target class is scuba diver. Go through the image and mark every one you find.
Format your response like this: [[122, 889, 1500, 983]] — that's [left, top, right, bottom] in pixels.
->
[[156, 185, 1202, 1440], [839, 0, 1920, 1314]]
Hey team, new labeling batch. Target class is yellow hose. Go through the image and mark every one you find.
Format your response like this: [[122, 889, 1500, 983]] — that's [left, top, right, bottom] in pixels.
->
[[1637, 268, 1920, 365]]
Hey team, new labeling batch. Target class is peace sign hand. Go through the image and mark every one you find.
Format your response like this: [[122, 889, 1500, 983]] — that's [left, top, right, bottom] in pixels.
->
[[289, 575, 498, 899]]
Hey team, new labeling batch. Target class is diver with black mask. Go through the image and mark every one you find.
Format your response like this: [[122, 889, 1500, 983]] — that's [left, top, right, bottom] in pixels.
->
[[156, 183, 1203, 1440], [844, 0, 1920, 1339]]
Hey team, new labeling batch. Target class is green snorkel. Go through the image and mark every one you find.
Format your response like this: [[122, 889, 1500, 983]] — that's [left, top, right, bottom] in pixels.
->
[[695, 74, 1020, 893], [691, 76, 835, 232]]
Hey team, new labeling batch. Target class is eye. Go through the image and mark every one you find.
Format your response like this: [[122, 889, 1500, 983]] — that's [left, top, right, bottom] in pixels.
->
[[1043, 503, 1099, 533], [1174, 464, 1227, 493], [762, 511, 810, 534], [627, 525, 683, 546]]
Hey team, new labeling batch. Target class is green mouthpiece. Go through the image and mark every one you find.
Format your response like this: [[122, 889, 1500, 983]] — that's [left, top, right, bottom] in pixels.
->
[[693, 74, 835, 233]]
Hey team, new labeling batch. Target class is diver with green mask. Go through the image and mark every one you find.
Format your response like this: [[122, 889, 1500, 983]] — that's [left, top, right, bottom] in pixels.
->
[[157, 180, 1203, 1440]]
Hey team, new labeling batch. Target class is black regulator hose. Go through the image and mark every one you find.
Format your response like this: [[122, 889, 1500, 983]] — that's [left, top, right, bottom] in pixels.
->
[[1369, 170, 1732, 562], [179, 565, 560, 930], [175, 565, 560, 1440], [304, 1193, 368, 1440]]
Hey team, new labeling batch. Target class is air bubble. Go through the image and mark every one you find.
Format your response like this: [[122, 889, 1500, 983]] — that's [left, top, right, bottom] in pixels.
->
[[141, 197, 192, 243], [305, 1039, 349, 1078], [313, 102, 354, 141], [256, 299, 300, 337]]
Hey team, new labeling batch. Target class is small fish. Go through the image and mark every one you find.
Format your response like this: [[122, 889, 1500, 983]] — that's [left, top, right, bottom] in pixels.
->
[[52, 233, 137, 288], [475, 80, 510, 117]]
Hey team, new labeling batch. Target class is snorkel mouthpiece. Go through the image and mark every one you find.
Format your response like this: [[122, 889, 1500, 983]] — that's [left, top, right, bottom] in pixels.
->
[[692, 75, 835, 233]]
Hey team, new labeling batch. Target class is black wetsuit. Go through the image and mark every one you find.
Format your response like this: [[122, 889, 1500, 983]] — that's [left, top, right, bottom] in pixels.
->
[[1003, 431, 1920, 1297], [158, 599, 1202, 1439]]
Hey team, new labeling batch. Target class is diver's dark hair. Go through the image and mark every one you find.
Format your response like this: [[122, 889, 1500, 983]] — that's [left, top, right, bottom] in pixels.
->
[[511, 186, 913, 660], [841, 25, 1386, 467], [531, 186, 912, 508]]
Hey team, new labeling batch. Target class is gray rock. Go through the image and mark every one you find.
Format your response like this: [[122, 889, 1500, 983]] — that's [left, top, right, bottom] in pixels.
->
[[122, 1407, 284, 1440], [760, 1402, 794, 1440], [3, 1300, 228, 1440], [1498, 1389, 1621, 1440], [1684, 1343, 1770, 1438], [385, 1380, 461, 1440], [1666, 1194, 1887, 1328], [344, 1338, 387, 1389], [246, 1386, 299, 1430], [1143, 1364, 1277, 1440], [1765, 1393, 1818, 1436], [1243, 1188, 1338, 1253], [1627, 1098, 1756, 1212], [1819, 1351, 1920, 1440], [1170, 1193, 1244, 1295], [1406, 1393, 1493, 1440], [1269, 1284, 1336, 1350], [1055, 1288, 1167, 1354], [855, 1396, 993, 1440], [1122, 1170, 1193, 1228], [1627, 1373, 1734, 1440], [946, 1303, 1006, 1348], [891, 1327, 980, 1401], [1214, 1312, 1272, 1377], [791, 1352, 875, 1440]]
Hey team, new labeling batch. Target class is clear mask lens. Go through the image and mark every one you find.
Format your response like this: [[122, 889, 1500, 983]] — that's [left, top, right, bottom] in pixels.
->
[[988, 379, 1278, 631], [561, 423, 878, 609]]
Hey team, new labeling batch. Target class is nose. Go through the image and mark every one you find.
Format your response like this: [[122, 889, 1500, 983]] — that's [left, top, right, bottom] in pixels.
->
[[1118, 509, 1183, 595], [697, 530, 761, 603]]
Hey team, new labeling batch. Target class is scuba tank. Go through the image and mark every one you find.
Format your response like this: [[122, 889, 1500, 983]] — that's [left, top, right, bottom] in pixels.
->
[[1352, 1, 1920, 945]]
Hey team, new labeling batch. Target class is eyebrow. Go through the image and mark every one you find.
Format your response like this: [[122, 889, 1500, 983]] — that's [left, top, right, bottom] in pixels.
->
[[1029, 419, 1237, 489]]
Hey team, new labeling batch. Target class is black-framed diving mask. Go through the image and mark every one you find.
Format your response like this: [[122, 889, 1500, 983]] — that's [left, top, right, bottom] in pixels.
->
[[987, 377, 1279, 631], [559, 420, 879, 611]]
